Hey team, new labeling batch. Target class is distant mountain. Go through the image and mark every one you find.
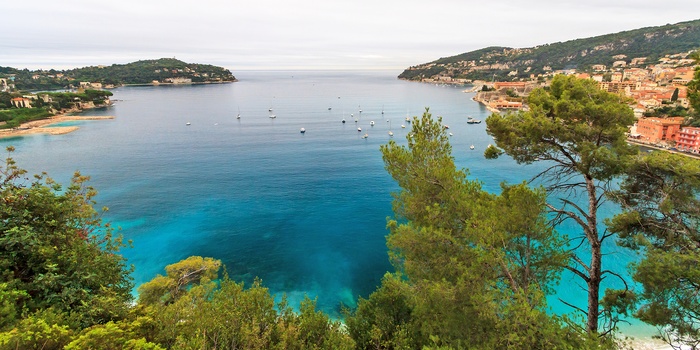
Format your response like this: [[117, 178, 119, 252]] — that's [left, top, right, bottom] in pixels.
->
[[399, 19, 700, 82], [0, 58, 236, 91]]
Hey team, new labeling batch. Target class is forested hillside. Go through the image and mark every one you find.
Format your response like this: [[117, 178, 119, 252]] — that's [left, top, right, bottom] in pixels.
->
[[399, 19, 700, 81], [0, 58, 236, 90]]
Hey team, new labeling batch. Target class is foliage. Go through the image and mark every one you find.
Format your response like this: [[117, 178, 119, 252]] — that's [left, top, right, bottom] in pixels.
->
[[0, 107, 53, 129], [608, 151, 700, 348], [688, 50, 700, 115], [642, 104, 689, 118], [346, 109, 575, 349], [0, 147, 133, 330], [137, 255, 221, 306], [137, 257, 353, 349], [485, 74, 638, 336]]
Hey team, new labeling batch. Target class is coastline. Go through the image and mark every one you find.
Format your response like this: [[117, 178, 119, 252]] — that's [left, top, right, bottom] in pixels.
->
[[0, 115, 114, 139]]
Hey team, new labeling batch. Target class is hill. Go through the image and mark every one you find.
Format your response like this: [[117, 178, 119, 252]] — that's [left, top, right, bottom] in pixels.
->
[[0, 58, 237, 90], [399, 19, 700, 82]]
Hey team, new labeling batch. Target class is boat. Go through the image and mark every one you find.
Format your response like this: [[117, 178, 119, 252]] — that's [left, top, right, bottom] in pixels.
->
[[236, 107, 241, 119], [449, 132, 453, 136], [300, 128, 306, 134], [362, 133, 368, 139], [269, 114, 277, 119], [328, 107, 332, 110], [370, 121, 375, 126], [186, 122, 191, 126], [388, 131, 394, 137], [467, 117, 482, 124], [357, 127, 362, 132], [470, 145, 475, 150], [268, 107, 273, 112], [401, 124, 406, 128], [444, 125, 450, 129], [342, 118, 346, 124]]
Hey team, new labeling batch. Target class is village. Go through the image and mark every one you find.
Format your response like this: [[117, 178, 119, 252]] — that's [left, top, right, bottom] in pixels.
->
[[433, 51, 700, 155]]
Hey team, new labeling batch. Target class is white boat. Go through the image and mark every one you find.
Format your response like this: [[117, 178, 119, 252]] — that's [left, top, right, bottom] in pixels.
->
[[401, 124, 406, 128], [370, 121, 375, 126], [470, 145, 475, 150], [388, 131, 394, 137], [449, 132, 453, 136], [269, 114, 277, 119], [268, 107, 273, 112], [444, 125, 450, 129], [362, 133, 368, 139], [357, 127, 362, 132], [186, 122, 191, 126], [300, 128, 306, 134]]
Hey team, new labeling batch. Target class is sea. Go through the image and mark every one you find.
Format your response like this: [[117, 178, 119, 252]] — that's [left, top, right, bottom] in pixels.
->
[[2, 70, 656, 339]]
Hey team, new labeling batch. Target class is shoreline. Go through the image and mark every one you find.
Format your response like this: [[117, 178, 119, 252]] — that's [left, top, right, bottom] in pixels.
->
[[0, 115, 114, 139]]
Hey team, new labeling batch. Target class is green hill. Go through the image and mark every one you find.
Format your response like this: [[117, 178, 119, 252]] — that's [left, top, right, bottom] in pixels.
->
[[399, 19, 700, 81], [1, 58, 236, 90]]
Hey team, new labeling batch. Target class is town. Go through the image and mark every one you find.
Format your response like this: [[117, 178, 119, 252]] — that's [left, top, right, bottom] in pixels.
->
[[432, 50, 700, 155]]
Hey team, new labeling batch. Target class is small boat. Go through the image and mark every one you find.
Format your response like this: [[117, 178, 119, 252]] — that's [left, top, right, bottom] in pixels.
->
[[355, 119, 358, 123], [388, 131, 394, 137], [269, 114, 277, 119], [362, 133, 368, 139], [444, 125, 450, 129], [342, 118, 346, 124], [401, 124, 406, 128], [300, 128, 306, 134], [328, 107, 332, 110], [269, 107, 273, 112], [405, 117, 411, 123], [470, 145, 475, 150], [186, 122, 191, 126], [370, 121, 375, 126], [449, 132, 453, 136], [236, 114, 241, 119], [357, 127, 362, 132]]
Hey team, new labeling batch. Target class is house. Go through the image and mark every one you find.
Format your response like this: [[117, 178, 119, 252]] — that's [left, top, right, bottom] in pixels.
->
[[676, 127, 700, 153], [635, 117, 685, 144], [10, 97, 32, 108]]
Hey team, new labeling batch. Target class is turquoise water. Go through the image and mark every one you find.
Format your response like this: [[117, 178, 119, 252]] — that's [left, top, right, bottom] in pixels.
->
[[2, 70, 651, 336]]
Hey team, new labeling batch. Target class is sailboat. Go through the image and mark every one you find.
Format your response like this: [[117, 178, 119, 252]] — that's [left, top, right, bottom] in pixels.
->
[[236, 107, 241, 119]]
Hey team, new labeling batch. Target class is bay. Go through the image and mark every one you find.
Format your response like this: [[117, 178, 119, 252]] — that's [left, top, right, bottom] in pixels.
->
[[2, 70, 650, 337]]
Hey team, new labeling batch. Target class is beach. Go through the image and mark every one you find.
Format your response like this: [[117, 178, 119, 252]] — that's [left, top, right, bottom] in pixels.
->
[[0, 115, 114, 138]]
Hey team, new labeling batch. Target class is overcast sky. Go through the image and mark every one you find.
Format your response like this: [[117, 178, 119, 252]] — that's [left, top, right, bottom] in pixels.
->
[[2, 0, 699, 72]]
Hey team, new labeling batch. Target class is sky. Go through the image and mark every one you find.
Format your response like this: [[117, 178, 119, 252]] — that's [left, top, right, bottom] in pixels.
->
[[2, 0, 699, 72]]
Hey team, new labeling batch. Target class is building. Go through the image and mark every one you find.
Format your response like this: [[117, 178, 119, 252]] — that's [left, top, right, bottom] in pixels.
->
[[10, 97, 32, 108], [635, 117, 685, 144], [676, 127, 700, 153]]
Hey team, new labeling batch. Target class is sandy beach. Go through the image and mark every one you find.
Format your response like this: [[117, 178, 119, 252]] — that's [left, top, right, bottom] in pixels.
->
[[0, 115, 114, 139]]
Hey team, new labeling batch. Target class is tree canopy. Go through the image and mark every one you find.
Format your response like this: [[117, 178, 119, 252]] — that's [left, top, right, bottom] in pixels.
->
[[485, 74, 638, 336]]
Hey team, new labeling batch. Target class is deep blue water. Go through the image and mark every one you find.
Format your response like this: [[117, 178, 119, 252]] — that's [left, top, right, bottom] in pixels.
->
[[2, 70, 650, 336]]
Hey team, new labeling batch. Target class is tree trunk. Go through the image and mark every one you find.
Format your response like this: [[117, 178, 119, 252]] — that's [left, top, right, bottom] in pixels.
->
[[585, 176, 601, 334]]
